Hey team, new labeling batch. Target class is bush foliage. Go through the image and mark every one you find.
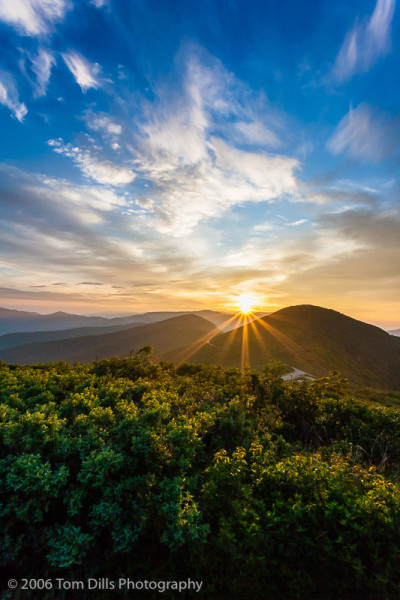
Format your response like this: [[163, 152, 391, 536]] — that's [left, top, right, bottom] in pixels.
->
[[1, 352, 400, 599]]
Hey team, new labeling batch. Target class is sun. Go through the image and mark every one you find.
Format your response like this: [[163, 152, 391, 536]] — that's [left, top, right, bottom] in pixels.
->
[[237, 294, 254, 314]]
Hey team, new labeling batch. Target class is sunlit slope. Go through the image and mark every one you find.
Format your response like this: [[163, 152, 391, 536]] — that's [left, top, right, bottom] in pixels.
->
[[0, 315, 217, 365], [164, 305, 400, 389]]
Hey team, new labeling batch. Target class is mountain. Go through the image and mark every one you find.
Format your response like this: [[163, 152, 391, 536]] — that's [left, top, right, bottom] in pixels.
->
[[0, 314, 217, 365], [0, 322, 145, 351], [0, 307, 115, 335], [389, 329, 400, 337], [0, 306, 235, 336], [3, 304, 399, 390], [120, 310, 235, 329], [162, 305, 400, 390]]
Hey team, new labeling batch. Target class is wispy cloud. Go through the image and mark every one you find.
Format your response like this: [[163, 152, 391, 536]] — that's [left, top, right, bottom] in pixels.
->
[[0, 164, 181, 310], [35, 174, 130, 213], [139, 48, 286, 163], [136, 136, 299, 236], [48, 139, 135, 185], [333, 0, 396, 82], [62, 51, 100, 91], [283, 207, 400, 321], [288, 219, 307, 226], [86, 114, 122, 135], [1, 161, 397, 323], [129, 49, 298, 234], [327, 103, 399, 161], [48, 46, 298, 235], [0, 72, 27, 121], [30, 48, 55, 97], [233, 121, 282, 147], [0, 0, 71, 36]]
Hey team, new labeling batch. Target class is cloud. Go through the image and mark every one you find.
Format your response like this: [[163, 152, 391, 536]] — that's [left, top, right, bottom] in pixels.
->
[[62, 51, 100, 91], [86, 114, 122, 135], [139, 79, 208, 166], [138, 138, 299, 236], [212, 138, 298, 198], [253, 222, 275, 232], [47, 47, 297, 235], [126, 48, 298, 235], [0, 164, 190, 313], [0, 164, 130, 235], [48, 139, 135, 185], [191, 212, 366, 299], [268, 205, 400, 325], [0, 162, 397, 324], [36, 175, 129, 213], [294, 209, 400, 308], [333, 0, 396, 82], [327, 103, 398, 161], [233, 121, 282, 147], [138, 47, 286, 165], [288, 219, 307, 226], [0, 0, 70, 36], [0, 165, 142, 275], [30, 48, 55, 97], [0, 72, 27, 121], [319, 207, 400, 249]]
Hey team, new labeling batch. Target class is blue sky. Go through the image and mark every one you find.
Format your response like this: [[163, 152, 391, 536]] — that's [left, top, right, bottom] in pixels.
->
[[0, 0, 399, 327]]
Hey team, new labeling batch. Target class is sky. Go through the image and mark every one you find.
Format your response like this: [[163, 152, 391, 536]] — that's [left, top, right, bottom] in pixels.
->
[[0, 0, 399, 328]]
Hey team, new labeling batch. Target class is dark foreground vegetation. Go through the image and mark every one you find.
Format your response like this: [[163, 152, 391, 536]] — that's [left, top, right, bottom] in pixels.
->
[[1, 349, 400, 599]]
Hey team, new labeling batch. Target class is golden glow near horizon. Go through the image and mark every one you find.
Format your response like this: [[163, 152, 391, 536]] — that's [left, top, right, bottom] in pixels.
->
[[237, 294, 255, 315]]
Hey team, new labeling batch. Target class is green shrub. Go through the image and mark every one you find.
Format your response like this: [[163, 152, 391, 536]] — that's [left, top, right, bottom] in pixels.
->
[[1, 354, 400, 599]]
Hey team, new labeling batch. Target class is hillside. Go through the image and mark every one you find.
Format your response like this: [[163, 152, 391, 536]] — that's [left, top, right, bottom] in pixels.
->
[[0, 306, 234, 336], [164, 305, 400, 390], [0, 322, 145, 351], [0, 314, 217, 364]]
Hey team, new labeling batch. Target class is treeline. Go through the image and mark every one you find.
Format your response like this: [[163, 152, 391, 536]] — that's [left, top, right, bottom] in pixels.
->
[[1, 350, 400, 599]]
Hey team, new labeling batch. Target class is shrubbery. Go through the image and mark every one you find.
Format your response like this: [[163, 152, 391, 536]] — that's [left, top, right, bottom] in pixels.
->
[[1, 353, 400, 599]]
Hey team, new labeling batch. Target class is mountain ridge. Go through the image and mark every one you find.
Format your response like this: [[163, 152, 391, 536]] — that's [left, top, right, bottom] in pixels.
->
[[0, 306, 234, 335], [1, 304, 399, 390], [0, 314, 217, 365], [162, 305, 400, 390]]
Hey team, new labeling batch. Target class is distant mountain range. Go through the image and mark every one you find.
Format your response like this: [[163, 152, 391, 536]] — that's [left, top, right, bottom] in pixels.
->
[[0, 306, 238, 336], [1, 305, 399, 390], [0, 307, 124, 334], [0, 314, 216, 365], [389, 329, 400, 337]]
